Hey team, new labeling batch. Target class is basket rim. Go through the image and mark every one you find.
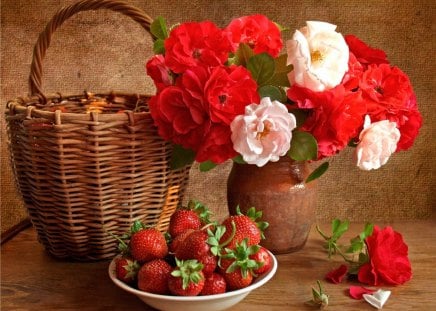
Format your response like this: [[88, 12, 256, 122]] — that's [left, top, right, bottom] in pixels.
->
[[6, 91, 154, 122]]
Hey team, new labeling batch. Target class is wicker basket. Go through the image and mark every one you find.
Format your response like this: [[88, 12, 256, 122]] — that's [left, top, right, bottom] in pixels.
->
[[5, 0, 191, 261]]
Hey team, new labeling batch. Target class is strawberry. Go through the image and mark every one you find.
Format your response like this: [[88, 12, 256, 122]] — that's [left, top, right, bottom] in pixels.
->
[[129, 224, 168, 262], [200, 272, 227, 295], [137, 259, 172, 294], [169, 228, 195, 253], [115, 257, 140, 284], [168, 259, 205, 296], [175, 230, 209, 260], [175, 225, 229, 276], [220, 207, 268, 249], [219, 238, 261, 290], [222, 264, 253, 290], [249, 246, 272, 274], [169, 209, 201, 238]]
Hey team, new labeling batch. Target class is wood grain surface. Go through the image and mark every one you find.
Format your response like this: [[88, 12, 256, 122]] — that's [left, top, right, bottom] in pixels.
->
[[2, 219, 435, 310]]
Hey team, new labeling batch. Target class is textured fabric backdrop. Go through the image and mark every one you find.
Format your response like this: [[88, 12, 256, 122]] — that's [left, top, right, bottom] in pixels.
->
[[1, 0, 435, 233]]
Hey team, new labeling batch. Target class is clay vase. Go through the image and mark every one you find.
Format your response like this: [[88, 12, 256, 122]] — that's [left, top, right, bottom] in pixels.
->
[[227, 157, 317, 254]]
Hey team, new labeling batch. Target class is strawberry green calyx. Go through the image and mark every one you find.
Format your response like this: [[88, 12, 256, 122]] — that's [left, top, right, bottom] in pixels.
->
[[188, 199, 214, 225], [122, 259, 141, 279], [206, 224, 231, 256], [236, 206, 269, 239], [130, 220, 150, 233], [222, 238, 261, 278], [172, 258, 204, 290]]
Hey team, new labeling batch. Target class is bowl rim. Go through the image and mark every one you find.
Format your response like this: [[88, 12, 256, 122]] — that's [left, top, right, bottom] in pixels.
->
[[108, 250, 277, 302]]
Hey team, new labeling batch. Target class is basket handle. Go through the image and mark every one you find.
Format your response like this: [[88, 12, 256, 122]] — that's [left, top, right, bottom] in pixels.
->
[[28, 0, 154, 100]]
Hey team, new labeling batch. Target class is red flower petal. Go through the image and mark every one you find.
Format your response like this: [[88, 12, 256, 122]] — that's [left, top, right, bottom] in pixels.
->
[[325, 264, 348, 284], [349, 286, 375, 300]]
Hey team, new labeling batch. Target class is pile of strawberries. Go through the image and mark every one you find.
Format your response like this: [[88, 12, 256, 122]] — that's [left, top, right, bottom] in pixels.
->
[[113, 200, 272, 296]]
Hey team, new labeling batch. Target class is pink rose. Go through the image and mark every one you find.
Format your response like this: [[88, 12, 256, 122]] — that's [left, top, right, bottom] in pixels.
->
[[231, 97, 296, 167], [355, 115, 400, 170], [286, 21, 349, 92]]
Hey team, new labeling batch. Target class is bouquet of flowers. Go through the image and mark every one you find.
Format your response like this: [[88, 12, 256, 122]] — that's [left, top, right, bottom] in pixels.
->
[[146, 15, 422, 180]]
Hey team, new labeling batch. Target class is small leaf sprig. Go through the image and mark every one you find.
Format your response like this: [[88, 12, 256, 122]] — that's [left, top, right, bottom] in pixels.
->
[[306, 280, 329, 309], [316, 219, 374, 273]]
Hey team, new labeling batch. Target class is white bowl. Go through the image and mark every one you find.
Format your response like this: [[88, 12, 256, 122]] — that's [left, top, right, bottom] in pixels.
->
[[108, 251, 277, 311]]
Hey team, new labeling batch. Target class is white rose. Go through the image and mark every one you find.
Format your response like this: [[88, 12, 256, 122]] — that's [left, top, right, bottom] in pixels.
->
[[355, 115, 401, 170], [230, 97, 297, 167], [286, 21, 349, 92]]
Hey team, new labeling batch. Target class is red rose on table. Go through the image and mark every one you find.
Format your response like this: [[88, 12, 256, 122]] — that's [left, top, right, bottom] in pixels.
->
[[358, 226, 412, 286], [225, 14, 283, 57], [164, 21, 232, 73]]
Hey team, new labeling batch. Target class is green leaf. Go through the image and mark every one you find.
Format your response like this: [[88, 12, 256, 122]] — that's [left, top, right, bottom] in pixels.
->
[[258, 85, 285, 102], [150, 16, 168, 40], [362, 222, 374, 240], [170, 144, 195, 170], [288, 130, 318, 161], [268, 54, 292, 87], [199, 160, 217, 172], [332, 219, 349, 240], [153, 39, 165, 54], [306, 162, 329, 183], [246, 53, 275, 86], [289, 108, 309, 127], [232, 154, 246, 164], [233, 43, 255, 67]]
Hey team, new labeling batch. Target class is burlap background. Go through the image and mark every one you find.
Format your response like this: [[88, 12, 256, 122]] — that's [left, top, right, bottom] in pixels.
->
[[1, 0, 435, 234]]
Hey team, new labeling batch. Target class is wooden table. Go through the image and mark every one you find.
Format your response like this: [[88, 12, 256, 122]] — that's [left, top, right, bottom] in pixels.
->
[[2, 219, 435, 310]]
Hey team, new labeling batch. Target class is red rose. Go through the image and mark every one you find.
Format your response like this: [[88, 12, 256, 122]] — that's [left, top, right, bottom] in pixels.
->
[[205, 65, 260, 125], [164, 21, 233, 73], [360, 64, 422, 151], [149, 86, 209, 151], [146, 54, 173, 91], [287, 85, 366, 159], [341, 52, 364, 91], [196, 124, 237, 164], [345, 35, 389, 69], [225, 14, 283, 57], [358, 226, 412, 286]]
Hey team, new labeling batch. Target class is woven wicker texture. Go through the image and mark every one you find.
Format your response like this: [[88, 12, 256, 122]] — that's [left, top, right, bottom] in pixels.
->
[[2, 0, 435, 240], [3, 0, 191, 260]]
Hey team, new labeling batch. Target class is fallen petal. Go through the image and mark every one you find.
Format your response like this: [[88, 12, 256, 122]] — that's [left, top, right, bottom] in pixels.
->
[[349, 286, 375, 299], [325, 264, 348, 284], [363, 289, 391, 309]]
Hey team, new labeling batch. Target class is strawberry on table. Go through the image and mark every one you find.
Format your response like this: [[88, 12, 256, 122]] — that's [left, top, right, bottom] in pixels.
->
[[115, 257, 140, 284], [168, 259, 205, 296], [137, 259, 172, 294]]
